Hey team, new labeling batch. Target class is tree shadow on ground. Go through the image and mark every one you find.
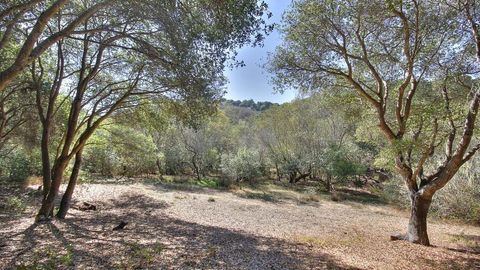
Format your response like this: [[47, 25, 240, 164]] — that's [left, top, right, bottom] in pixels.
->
[[446, 233, 480, 255], [2, 192, 480, 270], [334, 188, 387, 205], [2, 193, 359, 270], [234, 190, 284, 203]]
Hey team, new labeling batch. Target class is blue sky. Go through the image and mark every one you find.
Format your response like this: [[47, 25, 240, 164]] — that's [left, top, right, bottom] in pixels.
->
[[224, 0, 296, 104]]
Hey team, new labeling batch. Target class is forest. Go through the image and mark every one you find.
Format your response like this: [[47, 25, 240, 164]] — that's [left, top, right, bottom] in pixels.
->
[[1, 0, 480, 269]]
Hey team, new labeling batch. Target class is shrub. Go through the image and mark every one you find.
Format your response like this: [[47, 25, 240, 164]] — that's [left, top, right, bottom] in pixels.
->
[[323, 144, 367, 180], [1, 196, 27, 214], [1, 148, 41, 183], [378, 176, 410, 209], [83, 126, 159, 177], [432, 177, 480, 224], [221, 147, 263, 182]]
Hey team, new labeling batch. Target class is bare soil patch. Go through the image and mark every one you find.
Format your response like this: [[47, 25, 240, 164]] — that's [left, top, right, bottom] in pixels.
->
[[1, 182, 479, 269]]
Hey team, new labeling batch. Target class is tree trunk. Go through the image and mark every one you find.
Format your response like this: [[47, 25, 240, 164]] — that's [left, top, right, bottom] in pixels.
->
[[40, 125, 51, 201], [275, 162, 281, 181], [324, 174, 332, 192], [35, 159, 68, 222], [288, 171, 296, 184], [192, 155, 201, 181], [156, 158, 163, 178], [57, 149, 83, 219], [405, 193, 432, 245]]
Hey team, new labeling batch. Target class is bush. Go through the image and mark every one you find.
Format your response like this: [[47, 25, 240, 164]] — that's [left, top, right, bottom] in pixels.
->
[[432, 177, 480, 224], [378, 176, 409, 209], [1, 196, 27, 214], [323, 144, 367, 180], [0, 148, 41, 183], [221, 147, 263, 182], [83, 145, 116, 176], [83, 126, 159, 177]]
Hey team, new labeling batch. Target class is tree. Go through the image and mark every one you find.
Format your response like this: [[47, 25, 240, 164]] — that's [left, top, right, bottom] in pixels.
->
[[0, 0, 115, 93], [256, 94, 355, 186], [29, 0, 270, 221], [270, 0, 480, 245], [222, 147, 263, 182]]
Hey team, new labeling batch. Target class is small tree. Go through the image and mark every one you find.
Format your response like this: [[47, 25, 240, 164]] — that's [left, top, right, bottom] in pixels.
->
[[321, 144, 367, 192]]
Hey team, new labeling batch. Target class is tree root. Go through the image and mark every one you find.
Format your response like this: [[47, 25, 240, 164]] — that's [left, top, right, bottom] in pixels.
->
[[390, 233, 406, 241]]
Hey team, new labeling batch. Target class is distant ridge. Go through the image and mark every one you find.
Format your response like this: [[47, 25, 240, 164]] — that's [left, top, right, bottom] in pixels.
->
[[221, 99, 279, 112]]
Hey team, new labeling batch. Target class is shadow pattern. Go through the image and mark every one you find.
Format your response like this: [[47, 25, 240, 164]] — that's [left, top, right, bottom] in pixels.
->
[[1, 193, 359, 270]]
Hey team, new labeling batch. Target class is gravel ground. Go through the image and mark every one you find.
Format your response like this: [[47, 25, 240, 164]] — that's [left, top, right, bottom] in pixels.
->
[[1, 182, 479, 269]]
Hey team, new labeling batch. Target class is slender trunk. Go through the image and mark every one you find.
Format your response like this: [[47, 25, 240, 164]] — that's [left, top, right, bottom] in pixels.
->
[[40, 124, 51, 201], [192, 155, 200, 181], [275, 162, 281, 181], [325, 175, 332, 193], [406, 193, 432, 245], [35, 158, 68, 221], [289, 171, 296, 184], [156, 158, 163, 179], [57, 149, 83, 219]]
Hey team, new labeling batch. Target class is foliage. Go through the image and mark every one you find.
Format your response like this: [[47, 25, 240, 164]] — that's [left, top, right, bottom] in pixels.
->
[[1, 148, 41, 182], [221, 147, 264, 182], [222, 99, 279, 111], [323, 144, 367, 180], [83, 124, 158, 177], [2, 195, 27, 213]]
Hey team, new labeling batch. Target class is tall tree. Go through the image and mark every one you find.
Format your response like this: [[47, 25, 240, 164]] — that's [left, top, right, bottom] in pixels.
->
[[270, 0, 480, 245], [31, 0, 270, 221]]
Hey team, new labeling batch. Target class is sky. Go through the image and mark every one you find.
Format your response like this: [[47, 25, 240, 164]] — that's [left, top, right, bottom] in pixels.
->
[[223, 0, 296, 104]]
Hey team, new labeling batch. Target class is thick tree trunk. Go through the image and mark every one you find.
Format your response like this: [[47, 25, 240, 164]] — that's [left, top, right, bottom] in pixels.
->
[[406, 193, 432, 245], [57, 150, 83, 219], [391, 192, 432, 246]]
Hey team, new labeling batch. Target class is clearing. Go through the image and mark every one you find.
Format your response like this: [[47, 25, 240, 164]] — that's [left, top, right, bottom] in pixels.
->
[[1, 180, 479, 269]]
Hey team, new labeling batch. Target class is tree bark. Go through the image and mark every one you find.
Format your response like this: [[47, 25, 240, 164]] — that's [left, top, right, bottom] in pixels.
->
[[288, 171, 296, 184], [191, 154, 201, 181], [40, 124, 52, 201], [406, 193, 432, 245], [325, 175, 332, 193], [156, 158, 164, 179], [275, 162, 281, 181], [35, 159, 68, 221], [56, 149, 83, 219]]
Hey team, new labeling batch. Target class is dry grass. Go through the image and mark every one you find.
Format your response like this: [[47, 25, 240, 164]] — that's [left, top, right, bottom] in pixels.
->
[[1, 181, 479, 269]]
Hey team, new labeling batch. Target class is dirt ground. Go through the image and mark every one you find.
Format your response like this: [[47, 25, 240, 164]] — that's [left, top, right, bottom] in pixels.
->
[[1, 181, 479, 269]]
